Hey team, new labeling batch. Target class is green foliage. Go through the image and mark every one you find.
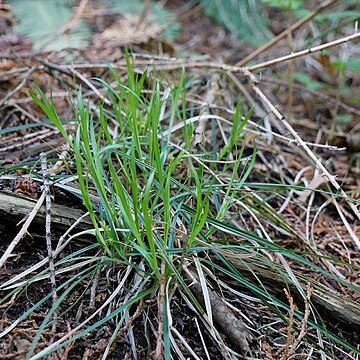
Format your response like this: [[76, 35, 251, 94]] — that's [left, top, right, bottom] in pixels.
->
[[201, 0, 359, 46], [350, 94, 360, 105], [315, 10, 360, 22], [335, 113, 353, 124], [24, 60, 263, 356], [12, 0, 90, 51], [261, 0, 303, 11], [7, 58, 359, 358], [219, 101, 252, 159], [344, 59, 360, 73], [331, 59, 360, 77], [292, 72, 324, 90], [262, 0, 360, 22], [200, 0, 273, 45], [29, 85, 73, 144]]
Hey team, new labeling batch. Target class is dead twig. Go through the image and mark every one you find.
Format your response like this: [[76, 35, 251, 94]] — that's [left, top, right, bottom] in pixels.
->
[[0, 192, 46, 268], [0, 129, 59, 156], [187, 269, 252, 354], [32, 31, 360, 78], [154, 261, 166, 360], [40, 152, 58, 336], [193, 73, 220, 149], [236, 0, 338, 66], [246, 32, 360, 72], [136, 0, 151, 31], [36, 58, 111, 106]]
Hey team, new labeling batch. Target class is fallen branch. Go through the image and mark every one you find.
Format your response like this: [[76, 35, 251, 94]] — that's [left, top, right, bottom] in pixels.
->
[[231, 258, 360, 328], [187, 269, 252, 354], [246, 32, 360, 72], [0, 191, 92, 233]]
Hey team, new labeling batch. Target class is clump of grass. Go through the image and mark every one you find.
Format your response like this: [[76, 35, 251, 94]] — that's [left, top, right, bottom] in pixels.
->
[[1, 56, 359, 359]]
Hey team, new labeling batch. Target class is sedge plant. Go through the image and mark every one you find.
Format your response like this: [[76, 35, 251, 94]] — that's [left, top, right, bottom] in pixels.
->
[[1, 57, 358, 358]]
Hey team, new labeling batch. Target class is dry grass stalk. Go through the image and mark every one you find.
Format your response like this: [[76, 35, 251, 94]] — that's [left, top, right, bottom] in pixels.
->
[[244, 70, 360, 249], [280, 285, 312, 360]]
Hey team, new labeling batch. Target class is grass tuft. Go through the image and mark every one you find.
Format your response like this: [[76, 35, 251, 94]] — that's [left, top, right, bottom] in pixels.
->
[[1, 56, 357, 358]]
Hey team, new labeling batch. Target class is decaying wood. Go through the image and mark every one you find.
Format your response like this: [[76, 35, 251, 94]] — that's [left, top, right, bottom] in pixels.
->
[[186, 269, 252, 355], [0, 191, 92, 232], [230, 258, 360, 328]]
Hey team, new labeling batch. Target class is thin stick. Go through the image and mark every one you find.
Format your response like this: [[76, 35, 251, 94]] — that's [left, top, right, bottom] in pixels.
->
[[154, 260, 166, 360], [236, 0, 338, 66], [246, 32, 360, 72], [71, 68, 112, 106], [193, 73, 220, 148], [0, 192, 45, 268], [41, 152, 58, 335]]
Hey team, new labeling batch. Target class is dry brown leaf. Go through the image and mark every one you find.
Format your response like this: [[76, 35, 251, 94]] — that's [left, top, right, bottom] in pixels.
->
[[298, 175, 329, 203]]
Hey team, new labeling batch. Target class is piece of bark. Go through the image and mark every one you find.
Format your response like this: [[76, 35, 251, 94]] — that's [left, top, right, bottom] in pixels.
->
[[0, 191, 92, 232], [186, 270, 252, 355], [231, 258, 360, 328]]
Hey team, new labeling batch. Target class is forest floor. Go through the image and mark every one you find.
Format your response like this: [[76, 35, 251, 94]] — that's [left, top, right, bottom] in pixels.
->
[[1, 1, 360, 359]]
